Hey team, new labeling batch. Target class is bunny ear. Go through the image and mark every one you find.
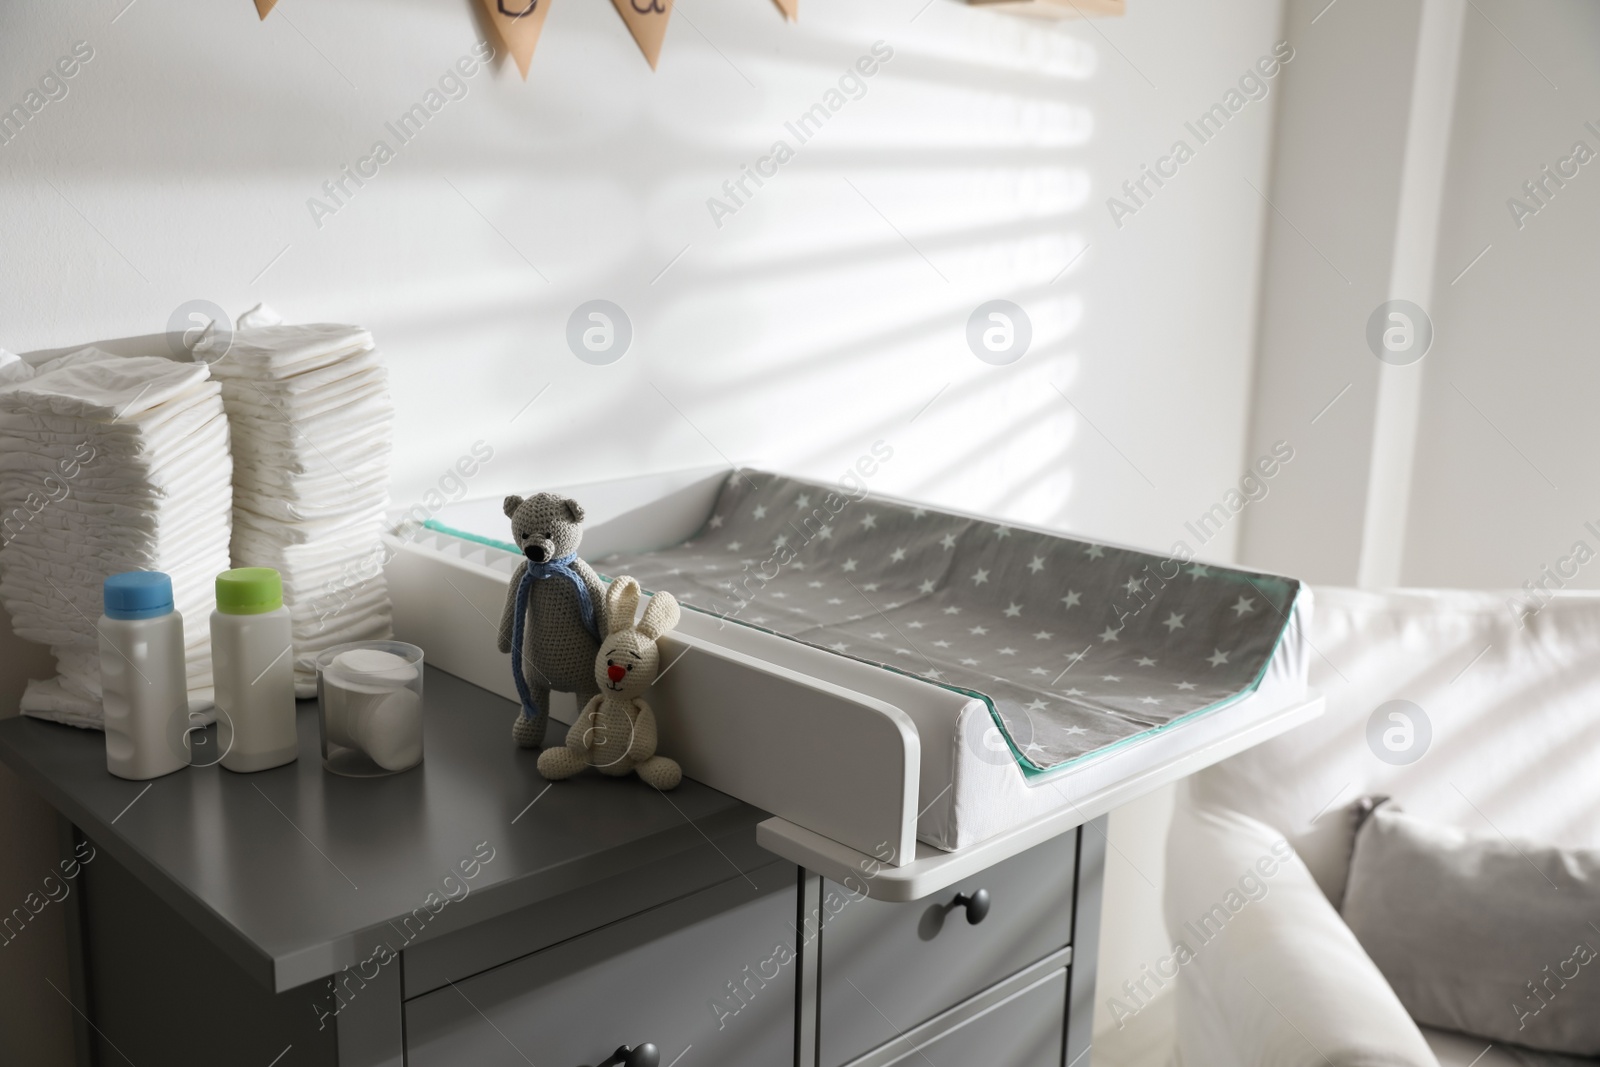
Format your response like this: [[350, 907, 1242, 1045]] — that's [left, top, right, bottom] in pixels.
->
[[637, 590, 681, 640], [605, 577, 641, 630]]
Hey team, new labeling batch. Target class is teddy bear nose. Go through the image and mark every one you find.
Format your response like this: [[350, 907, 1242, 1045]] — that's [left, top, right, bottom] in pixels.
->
[[607, 664, 627, 683]]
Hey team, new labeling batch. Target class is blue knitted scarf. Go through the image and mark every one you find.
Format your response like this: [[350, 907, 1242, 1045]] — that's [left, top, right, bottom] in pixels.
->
[[510, 553, 600, 722]]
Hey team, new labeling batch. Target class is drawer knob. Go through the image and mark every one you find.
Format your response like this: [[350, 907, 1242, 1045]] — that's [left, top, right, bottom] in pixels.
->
[[610, 1042, 660, 1067], [953, 888, 991, 925]]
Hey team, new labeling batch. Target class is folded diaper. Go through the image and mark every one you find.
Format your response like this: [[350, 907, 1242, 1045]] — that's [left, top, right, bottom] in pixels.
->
[[208, 310, 395, 696], [0, 347, 232, 728]]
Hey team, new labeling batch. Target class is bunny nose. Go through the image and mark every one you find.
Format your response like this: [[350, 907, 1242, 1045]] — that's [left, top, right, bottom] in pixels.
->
[[607, 664, 627, 683]]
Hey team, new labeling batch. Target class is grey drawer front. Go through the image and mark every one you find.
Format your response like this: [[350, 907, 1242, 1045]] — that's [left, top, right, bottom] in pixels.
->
[[857, 966, 1067, 1067], [406, 861, 797, 1067], [820, 831, 1077, 1067]]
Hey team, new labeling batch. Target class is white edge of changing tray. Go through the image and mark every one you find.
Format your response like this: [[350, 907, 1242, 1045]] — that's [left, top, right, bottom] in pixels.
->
[[384, 528, 922, 867], [756, 688, 1326, 902]]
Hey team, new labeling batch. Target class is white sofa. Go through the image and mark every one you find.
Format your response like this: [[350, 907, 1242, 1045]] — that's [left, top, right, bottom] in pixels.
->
[[1165, 587, 1600, 1067]]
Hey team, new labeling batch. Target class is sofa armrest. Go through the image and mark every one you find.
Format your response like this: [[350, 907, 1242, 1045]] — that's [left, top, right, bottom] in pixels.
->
[[1161, 794, 1439, 1067]]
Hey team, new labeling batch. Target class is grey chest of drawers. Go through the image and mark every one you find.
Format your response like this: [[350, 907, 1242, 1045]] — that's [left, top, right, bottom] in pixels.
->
[[0, 668, 1104, 1067]]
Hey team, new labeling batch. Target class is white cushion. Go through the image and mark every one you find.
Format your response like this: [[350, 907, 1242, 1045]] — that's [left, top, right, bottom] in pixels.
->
[[1188, 587, 1600, 907], [1165, 798, 1438, 1067]]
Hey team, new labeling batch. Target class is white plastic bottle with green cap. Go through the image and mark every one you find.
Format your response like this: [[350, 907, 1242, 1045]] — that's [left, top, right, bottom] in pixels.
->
[[211, 567, 298, 773], [99, 570, 190, 781]]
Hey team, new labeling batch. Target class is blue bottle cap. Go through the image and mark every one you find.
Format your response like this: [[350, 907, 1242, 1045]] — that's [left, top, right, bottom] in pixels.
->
[[103, 571, 175, 621]]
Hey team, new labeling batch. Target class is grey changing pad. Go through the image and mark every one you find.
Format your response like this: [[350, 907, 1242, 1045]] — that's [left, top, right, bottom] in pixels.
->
[[592, 471, 1302, 778]]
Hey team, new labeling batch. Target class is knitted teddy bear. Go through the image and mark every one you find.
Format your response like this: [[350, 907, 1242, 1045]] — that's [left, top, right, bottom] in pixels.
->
[[536, 576, 683, 790], [497, 492, 609, 748]]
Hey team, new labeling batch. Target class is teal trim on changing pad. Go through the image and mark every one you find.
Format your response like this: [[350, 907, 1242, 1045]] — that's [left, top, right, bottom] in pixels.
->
[[422, 519, 520, 556]]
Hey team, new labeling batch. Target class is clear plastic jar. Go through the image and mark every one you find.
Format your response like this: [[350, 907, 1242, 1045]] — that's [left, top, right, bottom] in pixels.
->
[[315, 641, 425, 777]]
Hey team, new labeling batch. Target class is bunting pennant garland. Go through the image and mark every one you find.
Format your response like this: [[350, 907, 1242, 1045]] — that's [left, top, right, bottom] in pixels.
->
[[771, 0, 798, 20], [480, 0, 554, 79], [254, 0, 278, 18], [609, 0, 675, 70]]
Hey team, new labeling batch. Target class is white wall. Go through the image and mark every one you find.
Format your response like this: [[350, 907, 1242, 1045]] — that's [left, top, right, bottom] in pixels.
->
[[1240, 0, 1600, 595], [1, 0, 1290, 1060]]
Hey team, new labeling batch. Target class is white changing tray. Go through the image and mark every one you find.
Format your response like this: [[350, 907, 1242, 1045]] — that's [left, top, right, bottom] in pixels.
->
[[384, 466, 1323, 901]]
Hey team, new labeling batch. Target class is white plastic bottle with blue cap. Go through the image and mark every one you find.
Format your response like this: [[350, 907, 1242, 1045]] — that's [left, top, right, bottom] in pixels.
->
[[99, 571, 190, 781]]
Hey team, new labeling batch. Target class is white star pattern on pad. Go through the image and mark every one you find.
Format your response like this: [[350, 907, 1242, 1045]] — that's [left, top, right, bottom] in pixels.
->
[[943, 606, 960, 614], [709, 515, 724, 528], [796, 495, 811, 508], [910, 507, 927, 519], [1135, 656, 1156, 667], [817, 526, 833, 540], [907, 621, 924, 629], [862, 583, 879, 592], [869, 631, 887, 640], [1061, 591, 1081, 609], [1232, 596, 1256, 617], [1208, 649, 1230, 667], [1028, 556, 1045, 573], [970, 625, 989, 635], [1004, 603, 1022, 617], [752, 505, 767, 519], [995, 526, 1011, 538], [842, 559, 858, 572], [1140, 696, 1163, 705], [1102, 674, 1121, 682], [998, 647, 1018, 656], [1174, 681, 1197, 690], [1029, 667, 1050, 676], [773, 534, 788, 548], [1085, 545, 1105, 559], [919, 580, 936, 594], [1123, 576, 1142, 595], [1187, 563, 1210, 578], [807, 580, 823, 588], [1033, 630, 1053, 640], [889, 547, 907, 563], [1063, 725, 1089, 735], [1099, 626, 1120, 643], [827, 598, 843, 605], [1163, 613, 1184, 632], [830, 641, 849, 651], [1025, 699, 1049, 711], [933, 640, 951, 648], [971, 569, 990, 585], [727, 541, 742, 551], [960, 658, 979, 666], [940, 533, 957, 550], [1063, 688, 1085, 697], [861, 514, 878, 529]]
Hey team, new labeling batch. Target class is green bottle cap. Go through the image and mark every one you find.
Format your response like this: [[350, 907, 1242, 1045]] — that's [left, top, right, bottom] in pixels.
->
[[215, 567, 284, 615]]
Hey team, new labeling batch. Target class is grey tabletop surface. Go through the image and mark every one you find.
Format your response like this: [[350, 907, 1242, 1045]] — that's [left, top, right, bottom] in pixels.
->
[[0, 667, 766, 993]]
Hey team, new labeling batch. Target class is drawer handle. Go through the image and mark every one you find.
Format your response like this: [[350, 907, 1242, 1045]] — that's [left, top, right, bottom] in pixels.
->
[[604, 1042, 660, 1067], [952, 888, 991, 925]]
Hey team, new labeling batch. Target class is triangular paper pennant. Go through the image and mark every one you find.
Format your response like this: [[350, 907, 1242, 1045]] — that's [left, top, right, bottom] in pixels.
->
[[610, 0, 674, 71], [254, 0, 278, 18], [771, 0, 798, 20], [480, 0, 554, 80]]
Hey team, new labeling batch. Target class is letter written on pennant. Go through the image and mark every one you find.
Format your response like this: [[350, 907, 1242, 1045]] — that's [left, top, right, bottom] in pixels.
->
[[611, 0, 674, 70], [481, 0, 553, 80], [771, 0, 798, 20], [254, 0, 278, 17]]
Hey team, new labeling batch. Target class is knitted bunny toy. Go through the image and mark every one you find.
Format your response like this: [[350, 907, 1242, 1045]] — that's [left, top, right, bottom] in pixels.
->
[[536, 577, 683, 790]]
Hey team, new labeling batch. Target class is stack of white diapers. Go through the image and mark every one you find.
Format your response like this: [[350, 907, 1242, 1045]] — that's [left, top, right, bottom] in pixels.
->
[[198, 321, 394, 695], [0, 348, 232, 726]]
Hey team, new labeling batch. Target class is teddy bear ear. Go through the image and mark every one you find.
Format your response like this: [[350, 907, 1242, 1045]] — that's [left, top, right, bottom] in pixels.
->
[[502, 495, 524, 519], [638, 590, 681, 641], [605, 577, 641, 630], [561, 497, 585, 523]]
